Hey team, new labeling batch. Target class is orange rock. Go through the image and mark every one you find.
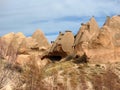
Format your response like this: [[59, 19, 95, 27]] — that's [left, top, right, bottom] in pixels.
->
[[74, 15, 120, 63], [16, 55, 30, 65], [32, 29, 50, 49], [48, 30, 74, 57]]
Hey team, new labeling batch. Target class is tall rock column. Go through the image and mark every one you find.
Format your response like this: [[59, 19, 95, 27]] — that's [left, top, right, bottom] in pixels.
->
[[74, 17, 99, 56]]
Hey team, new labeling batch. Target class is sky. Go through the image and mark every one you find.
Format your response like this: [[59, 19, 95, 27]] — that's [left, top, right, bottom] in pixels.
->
[[0, 0, 120, 41]]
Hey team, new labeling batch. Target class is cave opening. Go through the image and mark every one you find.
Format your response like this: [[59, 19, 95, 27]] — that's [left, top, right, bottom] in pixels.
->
[[48, 56, 62, 61]]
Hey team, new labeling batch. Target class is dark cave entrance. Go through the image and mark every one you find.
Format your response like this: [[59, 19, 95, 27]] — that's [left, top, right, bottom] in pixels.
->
[[48, 56, 62, 61], [41, 55, 62, 61]]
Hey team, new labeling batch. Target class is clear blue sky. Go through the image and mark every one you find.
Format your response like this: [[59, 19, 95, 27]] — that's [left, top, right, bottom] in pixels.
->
[[0, 0, 120, 41]]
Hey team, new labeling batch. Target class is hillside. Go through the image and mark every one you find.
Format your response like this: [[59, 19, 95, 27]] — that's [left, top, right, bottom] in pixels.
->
[[0, 15, 120, 90]]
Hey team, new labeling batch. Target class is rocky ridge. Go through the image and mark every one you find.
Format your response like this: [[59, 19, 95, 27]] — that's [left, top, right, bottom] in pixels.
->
[[0, 29, 50, 65], [1, 15, 120, 64], [0, 15, 120, 90], [74, 15, 120, 63]]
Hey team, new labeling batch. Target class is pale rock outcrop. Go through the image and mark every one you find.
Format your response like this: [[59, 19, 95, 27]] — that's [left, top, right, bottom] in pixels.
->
[[2, 32, 15, 45], [105, 16, 120, 47], [2, 32, 25, 47], [32, 29, 50, 50], [16, 30, 50, 65], [18, 37, 38, 54], [47, 31, 74, 58], [74, 17, 99, 56], [75, 15, 120, 63], [0, 32, 25, 61], [90, 16, 120, 63], [75, 17, 99, 45], [17, 34, 49, 65], [0, 30, 50, 65], [16, 55, 30, 65], [1, 32, 15, 58]]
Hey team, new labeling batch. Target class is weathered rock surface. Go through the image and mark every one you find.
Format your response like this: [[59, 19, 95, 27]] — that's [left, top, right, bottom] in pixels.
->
[[41, 61, 120, 90], [0, 15, 120, 90], [0, 30, 50, 65], [74, 15, 120, 63], [1, 15, 120, 64], [32, 29, 50, 50], [74, 17, 99, 58], [16, 55, 30, 64], [47, 31, 74, 58], [75, 17, 99, 46], [18, 37, 38, 54], [0, 32, 26, 62]]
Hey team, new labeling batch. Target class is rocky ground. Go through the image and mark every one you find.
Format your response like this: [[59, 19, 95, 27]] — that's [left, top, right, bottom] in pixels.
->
[[0, 58, 120, 90], [41, 60, 120, 90]]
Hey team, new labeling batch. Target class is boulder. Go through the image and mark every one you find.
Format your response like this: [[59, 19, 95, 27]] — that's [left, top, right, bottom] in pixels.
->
[[18, 37, 38, 54], [16, 55, 30, 65], [0, 32, 26, 61], [32, 29, 50, 50], [48, 30, 74, 58]]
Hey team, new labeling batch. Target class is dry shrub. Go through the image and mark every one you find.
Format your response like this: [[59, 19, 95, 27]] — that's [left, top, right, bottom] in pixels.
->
[[0, 37, 19, 64], [73, 53, 88, 64], [22, 57, 74, 90], [22, 55, 47, 90], [0, 38, 7, 59], [6, 37, 19, 63], [91, 70, 120, 90], [0, 60, 23, 90]]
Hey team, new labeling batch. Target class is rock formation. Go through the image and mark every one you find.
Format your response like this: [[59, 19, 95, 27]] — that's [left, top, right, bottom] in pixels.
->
[[0, 32, 26, 62], [17, 30, 50, 65], [0, 30, 50, 65], [18, 37, 38, 54], [44, 30, 74, 60], [1, 15, 120, 64], [74, 15, 120, 63], [0, 15, 120, 90], [32, 29, 50, 50], [74, 17, 99, 58]]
